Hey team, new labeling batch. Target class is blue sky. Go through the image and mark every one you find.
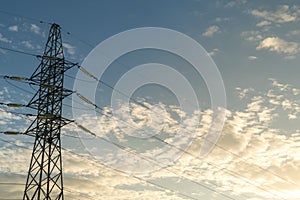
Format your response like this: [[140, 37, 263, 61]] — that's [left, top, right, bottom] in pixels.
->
[[1, 0, 300, 199]]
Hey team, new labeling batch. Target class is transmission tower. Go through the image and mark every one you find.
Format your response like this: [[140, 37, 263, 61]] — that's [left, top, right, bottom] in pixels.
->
[[23, 23, 75, 200]]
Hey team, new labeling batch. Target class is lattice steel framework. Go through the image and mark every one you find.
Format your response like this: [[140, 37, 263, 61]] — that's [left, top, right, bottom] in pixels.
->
[[23, 23, 74, 200]]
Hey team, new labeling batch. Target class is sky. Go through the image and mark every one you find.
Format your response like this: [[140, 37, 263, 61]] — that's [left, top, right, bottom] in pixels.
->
[[1, 0, 300, 199]]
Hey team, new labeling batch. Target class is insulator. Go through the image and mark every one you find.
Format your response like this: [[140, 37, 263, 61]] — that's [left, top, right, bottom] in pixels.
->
[[9, 76, 26, 81], [4, 131, 20, 135], [77, 124, 96, 136], [76, 93, 94, 105], [37, 114, 55, 119], [6, 103, 23, 108], [42, 56, 58, 60], [40, 84, 55, 90], [79, 67, 98, 80]]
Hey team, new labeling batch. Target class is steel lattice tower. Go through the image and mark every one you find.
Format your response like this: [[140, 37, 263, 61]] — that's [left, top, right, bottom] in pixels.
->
[[23, 23, 74, 200]]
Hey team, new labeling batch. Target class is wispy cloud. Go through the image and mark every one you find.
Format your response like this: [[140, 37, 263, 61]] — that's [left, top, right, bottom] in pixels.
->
[[256, 20, 272, 27], [286, 29, 300, 36], [21, 41, 34, 49], [236, 87, 255, 99], [250, 5, 298, 25], [2, 79, 300, 199], [202, 25, 220, 37], [241, 30, 262, 42], [217, 0, 247, 8], [63, 42, 76, 55], [207, 48, 219, 57], [247, 55, 258, 60], [8, 25, 18, 32], [30, 24, 40, 34], [256, 37, 299, 55], [0, 33, 12, 43]]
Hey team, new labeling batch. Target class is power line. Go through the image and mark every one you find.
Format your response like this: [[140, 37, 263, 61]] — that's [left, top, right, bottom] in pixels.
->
[[61, 147, 199, 200], [0, 136, 202, 200], [73, 65, 300, 191], [72, 92, 288, 200], [0, 137, 31, 149], [0, 183, 25, 185], [0, 111, 203, 196], [0, 11, 295, 198], [69, 99, 239, 200], [70, 66, 298, 194], [0, 148, 96, 200], [0, 119, 282, 200], [0, 76, 93, 111], [64, 187, 96, 200], [0, 64, 294, 199], [0, 57, 292, 198], [1, 12, 205, 199], [68, 59, 298, 193], [60, 27, 94, 50], [0, 108, 35, 118], [0, 9, 92, 50], [0, 199, 22, 200], [67, 72, 154, 112], [0, 9, 51, 25], [0, 46, 40, 57], [0, 127, 231, 200], [4, 79, 35, 95]]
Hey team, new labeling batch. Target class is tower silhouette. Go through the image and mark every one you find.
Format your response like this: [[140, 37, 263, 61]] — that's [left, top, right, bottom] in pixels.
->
[[23, 23, 74, 200]]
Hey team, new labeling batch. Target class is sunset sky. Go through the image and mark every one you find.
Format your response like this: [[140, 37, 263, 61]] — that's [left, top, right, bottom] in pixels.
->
[[1, 1, 300, 199]]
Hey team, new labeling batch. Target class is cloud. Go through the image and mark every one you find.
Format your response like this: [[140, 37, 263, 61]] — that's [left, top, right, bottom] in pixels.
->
[[207, 48, 219, 57], [172, 82, 300, 198], [250, 5, 298, 24], [29, 24, 43, 36], [202, 25, 220, 37], [286, 29, 300, 36], [8, 25, 18, 32], [256, 37, 299, 54], [215, 17, 230, 23], [256, 20, 271, 27], [3, 79, 300, 199], [21, 41, 34, 49], [0, 33, 12, 43], [241, 30, 262, 42], [248, 55, 258, 60], [63, 43, 76, 55], [217, 0, 247, 8], [236, 87, 255, 99]]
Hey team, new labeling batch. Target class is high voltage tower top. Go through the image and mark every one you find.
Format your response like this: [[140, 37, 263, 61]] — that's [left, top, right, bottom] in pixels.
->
[[23, 23, 75, 200]]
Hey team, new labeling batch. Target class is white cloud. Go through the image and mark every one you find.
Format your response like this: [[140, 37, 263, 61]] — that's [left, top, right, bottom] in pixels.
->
[[241, 30, 262, 42], [30, 24, 41, 35], [202, 25, 220, 37], [0, 33, 12, 43], [8, 25, 18, 32], [63, 43, 76, 55], [250, 5, 298, 24], [207, 48, 219, 57], [21, 41, 34, 49], [248, 55, 258, 60], [286, 29, 300, 36], [236, 87, 255, 99], [3, 79, 300, 199], [256, 20, 271, 27], [215, 17, 230, 23], [222, 0, 247, 8], [284, 55, 297, 60], [215, 17, 222, 22], [256, 37, 299, 54]]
